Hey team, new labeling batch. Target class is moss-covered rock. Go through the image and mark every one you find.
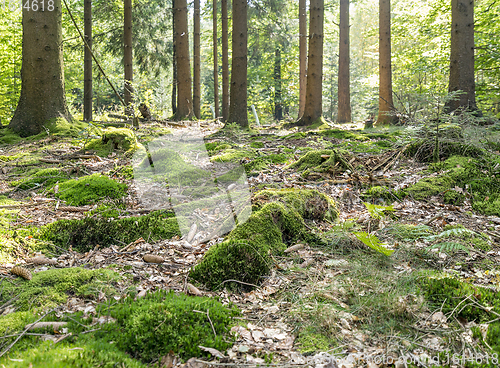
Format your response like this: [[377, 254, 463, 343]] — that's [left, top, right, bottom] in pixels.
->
[[211, 148, 256, 162], [86, 127, 141, 156], [288, 149, 350, 178], [56, 173, 128, 206], [38, 210, 181, 251]]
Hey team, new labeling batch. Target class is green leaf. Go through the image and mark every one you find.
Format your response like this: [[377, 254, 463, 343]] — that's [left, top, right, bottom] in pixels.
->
[[353, 231, 394, 256]]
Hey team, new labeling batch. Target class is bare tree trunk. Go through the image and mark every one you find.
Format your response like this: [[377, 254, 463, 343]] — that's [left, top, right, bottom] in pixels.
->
[[9, 0, 71, 137], [124, 0, 133, 112], [171, 0, 177, 116], [193, 0, 201, 119], [377, 0, 395, 125], [221, 0, 229, 121], [274, 47, 283, 121], [213, 0, 219, 118], [174, 0, 194, 119], [337, 0, 351, 123], [445, 0, 478, 114], [84, 0, 92, 122], [228, 0, 248, 127], [298, 0, 307, 119], [296, 0, 324, 126]]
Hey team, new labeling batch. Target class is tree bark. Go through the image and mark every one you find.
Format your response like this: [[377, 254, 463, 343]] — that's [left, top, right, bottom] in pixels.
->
[[84, 0, 92, 122], [193, 0, 201, 119], [221, 0, 229, 121], [171, 0, 177, 116], [338, 0, 351, 123], [377, 0, 396, 125], [228, 0, 248, 127], [296, 0, 324, 126], [124, 0, 133, 112], [9, 0, 71, 137], [445, 0, 478, 113], [274, 47, 283, 121], [174, 0, 194, 119], [213, 0, 220, 118], [298, 0, 307, 119]]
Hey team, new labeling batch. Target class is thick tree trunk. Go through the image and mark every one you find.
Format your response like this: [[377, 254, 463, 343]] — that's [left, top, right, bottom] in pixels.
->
[[338, 0, 351, 123], [377, 0, 396, 125], [171, 0, 177, 116], [274, 47, 283, 121], [228, 0, 248, 127], [124, 0, 133, 111], [445, 0, 478, 113], [193, 0, 201, 119], [84, 0, 92, 122], [174, 0, 194, 119], [221, 0, 229, 121], [297, 0, 324, 126], [213, 0, 219, 118], [298, 0, 307, 119], [9, 1, 71, 137]]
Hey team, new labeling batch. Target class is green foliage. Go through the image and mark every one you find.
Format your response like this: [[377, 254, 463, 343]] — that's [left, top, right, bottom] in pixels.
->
[[296, 329, 332, 354], [384, 224, 433, 242], [244, 153, 291, 172], [363, 202, 394, 219], [11, 168, 70, 191], [85, 128, 141, 156], [0, 268, 121, 311], [353, 232, 394, 256], [56, 174, 128, 206], [38, 210, 181, 251], [98, 290, 239, 362], [427, 241, 470, 255]]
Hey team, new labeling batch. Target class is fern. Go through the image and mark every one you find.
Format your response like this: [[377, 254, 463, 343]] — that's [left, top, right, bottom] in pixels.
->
[[363, 202, 394, 219], [354, 231, 394, 256], [427, 241, 470, 254], [423, 227, 476, 242]]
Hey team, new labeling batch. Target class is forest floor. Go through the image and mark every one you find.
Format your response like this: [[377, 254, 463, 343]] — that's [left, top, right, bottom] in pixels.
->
[[0, 119, 499, 367]]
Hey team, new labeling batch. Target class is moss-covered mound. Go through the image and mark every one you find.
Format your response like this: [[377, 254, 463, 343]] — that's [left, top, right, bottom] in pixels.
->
[[38, 211, 181, 251], [0, 267, 121, 312], [96, 290, 239, 362], [86, 127, 141, 156], [288, 149, 351, 178], [244, 153, 291, 173], [56, 174, 128, 206], [190, 190, 337, 290], [404, 138, 483, 162], [12, 168, 70, 191]]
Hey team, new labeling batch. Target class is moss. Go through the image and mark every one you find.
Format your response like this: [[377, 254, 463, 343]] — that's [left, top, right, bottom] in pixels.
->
[[404, 175, 462, 203], [0, 128, 23, 145], [486, 322, 500, 355], [288, 149, 350, 178], [363, 185, 399, 201], [250, 141, 264, 148], [0, 152, 26, 162], [0, 267, 122, 311], [38, 210, 181, 251], [244, 153, 291, 172], [211, 148, 256, 162], [86, 127, 141, 156], [320, 128, 369, 141], [0, 311, 34, 336], [296, 329, 332, 354], [11, 168, 70, 191], [56, 173, 128, 206], [404, 139, 483, 162]]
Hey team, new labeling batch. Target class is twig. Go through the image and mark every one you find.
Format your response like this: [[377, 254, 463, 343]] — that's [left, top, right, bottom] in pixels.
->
[[218, 279, 260, 289], [192, 309, 217, 338]]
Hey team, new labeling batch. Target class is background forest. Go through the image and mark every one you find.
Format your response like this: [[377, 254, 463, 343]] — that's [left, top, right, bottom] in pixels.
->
[[1, 0, 499, 125]]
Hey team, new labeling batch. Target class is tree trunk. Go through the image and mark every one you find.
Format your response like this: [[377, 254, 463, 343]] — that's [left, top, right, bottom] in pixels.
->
[[9, 0, 71, 137], [274, 47, 283, 121], [338, 0, 351, 123], [228, 0, 248, 127], [296, 0, 324, 126], [84, 0, 92, 122], [377, 0, 396, 125], [193, 0, 201, 119], [171, 0, 177, 116], [298, 0, 307, 119], [174, 0, 194, 119], [124, 0, 133, 112], [221, 0, 229, 121], [213, 0, 219, 118], [445, 0, 478, 113]]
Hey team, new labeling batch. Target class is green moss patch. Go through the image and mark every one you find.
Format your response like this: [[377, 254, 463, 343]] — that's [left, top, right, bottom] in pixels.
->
[[11, 168, 70, 191], [211, 148, 256, 162], [0, 267, 122, 311], [38, 211, 181, 251], [244, 153, 291, 172], [288, 149, 351, 178], [56, 173, 128, 206], [404, 139, 483, 162], [86, 127, 141, 156]]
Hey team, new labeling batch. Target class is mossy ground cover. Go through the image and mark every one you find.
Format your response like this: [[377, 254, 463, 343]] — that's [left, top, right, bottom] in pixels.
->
[[11, 167, 70, 191], [85, 127, 142, 156]]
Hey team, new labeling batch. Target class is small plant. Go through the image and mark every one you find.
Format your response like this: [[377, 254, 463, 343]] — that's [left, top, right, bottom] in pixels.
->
[[353, 231, 394, 256]]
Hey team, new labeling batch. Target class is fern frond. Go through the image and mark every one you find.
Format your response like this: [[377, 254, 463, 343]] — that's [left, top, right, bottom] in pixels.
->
[[424, 227, 476, 241], [363, 202, 394, 219], [427, 241, 470, 254], [354, 231, 394, 256]]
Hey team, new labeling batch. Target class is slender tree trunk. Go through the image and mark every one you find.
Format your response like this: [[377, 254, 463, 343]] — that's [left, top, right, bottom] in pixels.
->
[[297, 0, 324, 126], [445, 0, 478, 113], [9, 0, 71, 137], [338, 0, 351, 123], [298, 0, 307, 119], [221, 0, 229, 121], [228, 0, 248, 127], [124, 0, 133, 112], [174, 0, 194, 119], [171, 0, 177, 116], [193, 0, 201, 119], [274, 47, 283, 121], [377, 0, 395, 125], [213, 0, 219, 118], [84, 0, 92, 122]]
